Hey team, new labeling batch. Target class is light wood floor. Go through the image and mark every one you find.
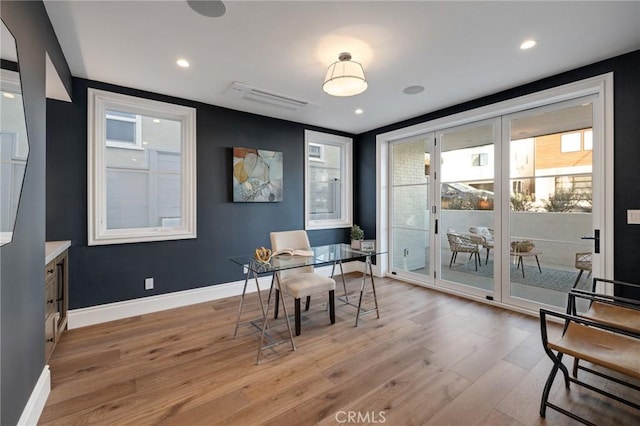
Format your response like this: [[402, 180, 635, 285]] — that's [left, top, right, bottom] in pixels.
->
[[40, 274, 640, 425]]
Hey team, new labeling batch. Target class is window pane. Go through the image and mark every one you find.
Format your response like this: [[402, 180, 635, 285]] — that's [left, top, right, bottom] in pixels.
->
[[560, 132, 581, 152], [106, 110, 138, 144], [107, 117, 135, 143], [309, 181, 342, 220], [584, 130, 593, 150], [105, 114, 183, 230], [308, 143, 341, 221]]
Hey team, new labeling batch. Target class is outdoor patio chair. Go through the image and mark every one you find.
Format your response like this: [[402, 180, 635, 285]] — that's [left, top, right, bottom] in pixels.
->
[[469, 226, 494, 264], [446, 230, 483, 271], [573, 252, 592, 288]]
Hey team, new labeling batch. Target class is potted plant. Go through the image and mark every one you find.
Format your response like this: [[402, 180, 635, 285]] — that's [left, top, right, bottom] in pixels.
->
[[350, 224, 364, 249]]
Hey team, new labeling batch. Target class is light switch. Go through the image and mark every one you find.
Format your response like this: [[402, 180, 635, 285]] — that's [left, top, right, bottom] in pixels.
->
[[627, 210, 640, 224]]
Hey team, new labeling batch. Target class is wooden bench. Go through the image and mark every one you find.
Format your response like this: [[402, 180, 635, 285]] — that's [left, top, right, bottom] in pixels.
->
[[539, 309, 640, 425]]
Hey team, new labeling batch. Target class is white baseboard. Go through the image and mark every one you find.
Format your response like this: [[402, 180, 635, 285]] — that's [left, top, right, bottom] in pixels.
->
[[17, 366, 50, 426], [67, 275, 271, 329], [68, 261, 368, 329]]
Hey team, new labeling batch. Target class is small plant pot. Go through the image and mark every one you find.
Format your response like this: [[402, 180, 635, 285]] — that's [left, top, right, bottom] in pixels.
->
[[351, 240, 362, 249]]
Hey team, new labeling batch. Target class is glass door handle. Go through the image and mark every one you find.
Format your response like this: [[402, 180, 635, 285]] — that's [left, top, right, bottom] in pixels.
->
[[580, 229, 600, 254]]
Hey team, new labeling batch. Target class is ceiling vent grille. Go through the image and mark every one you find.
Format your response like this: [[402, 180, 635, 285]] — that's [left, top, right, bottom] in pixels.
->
[[225, 82, 312, 111]]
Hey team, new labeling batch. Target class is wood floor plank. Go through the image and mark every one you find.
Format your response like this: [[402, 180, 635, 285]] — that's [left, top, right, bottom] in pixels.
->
[[316, 359, 472, 426], [262, 343, 429, 425], [39, 381, 136, 424], [448, 325, 531, 382], [40, 274, 640, 425], [425, 360, 528, 425]]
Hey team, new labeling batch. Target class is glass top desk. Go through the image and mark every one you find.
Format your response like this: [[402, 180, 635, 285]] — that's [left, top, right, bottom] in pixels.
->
[[228, 243, 385, 363]]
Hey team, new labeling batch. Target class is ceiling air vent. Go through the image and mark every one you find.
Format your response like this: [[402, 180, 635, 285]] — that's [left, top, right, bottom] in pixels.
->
[[225, 81, 312, 111]]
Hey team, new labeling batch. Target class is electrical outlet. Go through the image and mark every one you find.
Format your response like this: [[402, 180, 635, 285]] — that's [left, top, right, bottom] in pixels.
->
[[145, 277, 154, 290], [628, 210, 640, 224]]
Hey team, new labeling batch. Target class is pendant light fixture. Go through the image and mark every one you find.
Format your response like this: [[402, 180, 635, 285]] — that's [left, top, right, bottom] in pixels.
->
[[322, 52, 368, 97]]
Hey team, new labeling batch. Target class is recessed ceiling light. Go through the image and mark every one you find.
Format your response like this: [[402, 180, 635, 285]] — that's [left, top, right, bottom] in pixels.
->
[[403, 85, 425, 95], [142, 141, 149, 145], [187, 0, 226, 18], [2, 92, 15, 99], [152, 119, 160, 123], [355, 108, 363, 115], [176, 59, 190, 68], [520, 39, 537, 50]]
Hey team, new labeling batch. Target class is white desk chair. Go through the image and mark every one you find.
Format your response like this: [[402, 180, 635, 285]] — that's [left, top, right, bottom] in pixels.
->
[[270, 230, 336, 336]]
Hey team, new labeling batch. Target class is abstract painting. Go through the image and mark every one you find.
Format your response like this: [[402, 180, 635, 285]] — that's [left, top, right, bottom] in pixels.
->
[[233, 147, 283, 202]]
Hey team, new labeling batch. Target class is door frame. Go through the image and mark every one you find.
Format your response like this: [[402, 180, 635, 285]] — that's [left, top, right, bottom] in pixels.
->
[[376, 73, 614, 308]]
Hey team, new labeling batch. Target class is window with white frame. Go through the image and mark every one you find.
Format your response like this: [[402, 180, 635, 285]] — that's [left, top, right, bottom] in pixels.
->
[[305, 130, 352, 230], [88, 88, 196, 245], [560, 132, 581, 152], [106, 110, 142, 149], [471, 152, 488, 167], [308, 142, 325, 162]]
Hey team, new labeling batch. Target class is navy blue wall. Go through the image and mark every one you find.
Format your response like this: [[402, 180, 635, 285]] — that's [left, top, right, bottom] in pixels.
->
[[1, 1, 71, 424], [46, 78, 351, 309], [355, 50, 640, 299]]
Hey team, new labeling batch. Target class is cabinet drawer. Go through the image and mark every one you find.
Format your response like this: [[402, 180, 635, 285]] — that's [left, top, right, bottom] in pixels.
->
[[45, 314, 57, 360], [45, 260, 56, 282], [45, 279, 56, 319]]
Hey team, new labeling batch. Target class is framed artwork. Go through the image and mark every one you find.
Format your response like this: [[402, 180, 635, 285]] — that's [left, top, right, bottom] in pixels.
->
[[360, 240, 376, 251], [233, 147, 283, 202]]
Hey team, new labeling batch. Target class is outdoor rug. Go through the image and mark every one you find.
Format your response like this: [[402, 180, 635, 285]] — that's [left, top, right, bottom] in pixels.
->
[[450, 258, 590, 293]]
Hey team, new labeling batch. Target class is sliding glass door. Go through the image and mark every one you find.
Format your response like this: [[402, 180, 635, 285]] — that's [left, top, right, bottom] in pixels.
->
[[384, 77, 610, 311], [438, 119, 498, 297], [502, 96, 600, 310]]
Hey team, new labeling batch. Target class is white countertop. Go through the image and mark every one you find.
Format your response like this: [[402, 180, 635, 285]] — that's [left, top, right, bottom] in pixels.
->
[[45, 241, 71, 265]]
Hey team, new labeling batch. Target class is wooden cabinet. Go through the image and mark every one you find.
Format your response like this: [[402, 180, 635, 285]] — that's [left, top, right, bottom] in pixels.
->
[[45, 241, 70, 362]]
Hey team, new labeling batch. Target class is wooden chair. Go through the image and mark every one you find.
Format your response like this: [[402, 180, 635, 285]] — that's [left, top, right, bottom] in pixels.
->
[[446, 230, 483, 271], [567, 277, 640, 377], [270, 230, 336, 336]]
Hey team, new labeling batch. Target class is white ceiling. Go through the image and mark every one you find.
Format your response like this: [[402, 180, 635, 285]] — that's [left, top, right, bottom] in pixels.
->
[[43, 1, 640, 134]]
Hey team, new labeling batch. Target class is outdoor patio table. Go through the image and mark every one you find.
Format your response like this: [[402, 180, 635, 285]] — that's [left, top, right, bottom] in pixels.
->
[[511, 250, 542, 278]]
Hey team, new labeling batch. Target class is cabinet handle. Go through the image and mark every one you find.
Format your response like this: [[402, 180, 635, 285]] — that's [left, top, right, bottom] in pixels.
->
[[47, 299, 54, 304], [47, 337, 54, 343], [47, 268, 55, 274]]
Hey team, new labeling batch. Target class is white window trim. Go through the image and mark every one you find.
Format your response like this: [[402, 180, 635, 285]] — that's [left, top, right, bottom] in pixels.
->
[[304, 130, 353, 230], [87, 88, 197, 245]]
